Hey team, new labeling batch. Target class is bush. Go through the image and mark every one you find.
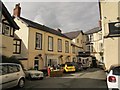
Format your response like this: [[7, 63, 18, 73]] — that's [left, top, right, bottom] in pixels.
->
[[50, 71, 63, 77], [0, 55, 24, 69]]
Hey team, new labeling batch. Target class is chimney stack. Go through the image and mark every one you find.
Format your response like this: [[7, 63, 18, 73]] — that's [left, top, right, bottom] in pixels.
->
[[57, 28, 62, 33], [13, 3, 21, 17]]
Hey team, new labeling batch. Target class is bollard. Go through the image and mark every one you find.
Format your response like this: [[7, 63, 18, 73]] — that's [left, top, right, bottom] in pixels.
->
[[47, 67, 51, 77]]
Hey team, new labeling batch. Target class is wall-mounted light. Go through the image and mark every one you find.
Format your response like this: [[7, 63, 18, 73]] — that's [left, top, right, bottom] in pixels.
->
[[38, 54, 42, 57], [104, 16, 107, 19], [117, 17, 120, 21]]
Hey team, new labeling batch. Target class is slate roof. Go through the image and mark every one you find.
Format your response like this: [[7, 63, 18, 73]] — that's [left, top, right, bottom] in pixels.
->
[[19, 17, 71, 40], [84, 27, 101, 34], [64, 30, 84, 39], [1, 1, 19, 30]]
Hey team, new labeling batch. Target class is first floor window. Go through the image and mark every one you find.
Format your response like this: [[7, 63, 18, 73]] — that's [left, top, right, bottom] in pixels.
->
[[48, 36, 53, 51], [2, 23, 11, 36], [58, 39, 62, 52], [72, 46, 75, 54], [65, 41, 69, 53], [36, 33, 42, 50], [13, 39, 21, 54]]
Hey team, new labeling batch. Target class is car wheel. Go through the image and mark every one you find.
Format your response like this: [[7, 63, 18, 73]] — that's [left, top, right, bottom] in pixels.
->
[[18, 78, 25, 88], [28, 74, 32, 80], [40, 77, 43, 80]]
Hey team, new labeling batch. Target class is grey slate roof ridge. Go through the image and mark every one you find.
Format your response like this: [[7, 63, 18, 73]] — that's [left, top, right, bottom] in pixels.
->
[[19, 17, 72, 40], [64, 30, 83, 39], [84, 27, 102, 34]]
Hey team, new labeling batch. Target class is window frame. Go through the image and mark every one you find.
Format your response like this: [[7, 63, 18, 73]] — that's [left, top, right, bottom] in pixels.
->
[[77, 39, 79, 43], [58, 38, 62, 52], [72, 46, 75, 54], [48, 36, 53, 51], [2, 22, 14, 37], [35, 32, 42, 50], [65, 40, 69, 53], [13, 39, 21, 54]]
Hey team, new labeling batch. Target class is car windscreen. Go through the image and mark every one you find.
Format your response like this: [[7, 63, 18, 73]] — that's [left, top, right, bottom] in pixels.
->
[[113, 66, 120, 75]]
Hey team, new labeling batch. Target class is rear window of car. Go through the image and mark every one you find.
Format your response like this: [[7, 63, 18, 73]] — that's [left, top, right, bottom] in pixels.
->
[[67, 63, 73, 66], [61, 64, 65, 67], [113, 66, 120, 75]]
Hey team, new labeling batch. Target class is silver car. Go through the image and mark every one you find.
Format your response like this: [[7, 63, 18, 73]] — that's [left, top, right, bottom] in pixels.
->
[[25, 70, 44, 80], [0, 63, 25, 89]]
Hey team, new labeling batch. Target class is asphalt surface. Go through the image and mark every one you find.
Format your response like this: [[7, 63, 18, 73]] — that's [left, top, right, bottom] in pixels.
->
[[10, 68, 108, 90]]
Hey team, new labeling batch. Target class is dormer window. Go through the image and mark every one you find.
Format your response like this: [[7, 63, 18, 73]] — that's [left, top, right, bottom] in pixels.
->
[[2, 23, 14, 37]]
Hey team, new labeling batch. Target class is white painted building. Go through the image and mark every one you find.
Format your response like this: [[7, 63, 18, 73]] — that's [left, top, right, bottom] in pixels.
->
[[85, 27, 104, 65], [99, 0, 120, 70]]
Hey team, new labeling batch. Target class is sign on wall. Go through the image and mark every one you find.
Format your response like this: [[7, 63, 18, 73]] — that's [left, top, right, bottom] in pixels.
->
[[78, 51, 90, 57], [108, 22, 120, 35]]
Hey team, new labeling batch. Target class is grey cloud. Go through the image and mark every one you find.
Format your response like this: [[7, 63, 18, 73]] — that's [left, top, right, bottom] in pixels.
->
[[4, 2, 99, 32]]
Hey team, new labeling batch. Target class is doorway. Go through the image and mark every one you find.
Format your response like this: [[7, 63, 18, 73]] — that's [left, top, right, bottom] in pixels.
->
[[34, 57, 39, 70]]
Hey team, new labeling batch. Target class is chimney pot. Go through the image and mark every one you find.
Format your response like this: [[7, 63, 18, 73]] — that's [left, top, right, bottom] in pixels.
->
[[13, 3, 21, 17]]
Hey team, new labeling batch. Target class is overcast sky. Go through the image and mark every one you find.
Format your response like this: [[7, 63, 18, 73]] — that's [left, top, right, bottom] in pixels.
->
[[4, 1, 100, 33]]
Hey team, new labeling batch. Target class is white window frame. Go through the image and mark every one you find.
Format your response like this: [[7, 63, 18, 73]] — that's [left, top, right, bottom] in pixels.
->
[[48, 36, 53, 51], [36, 33, 42, 50], [65, 41, 69, 53], [58, 39, 62, 52]]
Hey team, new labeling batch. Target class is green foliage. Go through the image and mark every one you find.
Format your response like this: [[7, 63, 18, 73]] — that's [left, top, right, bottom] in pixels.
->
[[0, 55, 24, 69]]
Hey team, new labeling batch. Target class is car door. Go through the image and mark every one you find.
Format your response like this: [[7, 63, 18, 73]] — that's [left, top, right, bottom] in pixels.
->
[[113, 66, 120, 89], [7, 64, 21, 88], [0, 64, 10, 89]]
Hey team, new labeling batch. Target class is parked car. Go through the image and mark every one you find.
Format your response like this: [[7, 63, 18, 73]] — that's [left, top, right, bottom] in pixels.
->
[[72, 62, 83, 71], [62, 62, 76, 73], [107, 65, 120, 90], [0, 63, 25, 89], [24, 69, 44, 80]]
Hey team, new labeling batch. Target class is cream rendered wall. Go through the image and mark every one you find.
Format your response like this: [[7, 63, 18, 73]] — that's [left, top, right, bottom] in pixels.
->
[[104, 38, 119, 70], [44, 32, 72, 63], [92, 31, 103, 62], [118, 1, 120, 17], [28, 27, 45, 69], [1, 35, 14, 57], [14, 18, 30, 69], [100, 1, 119, 36], [0, 15, 14, 57], [14, 18, 29, 58], [82, 34, 87, 51], [14, 18, 29, 49], [44, 32, 71, 55], [100, 0, 120, 70], [75, 33, 83, 48], [27, 27, 72, 69]]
